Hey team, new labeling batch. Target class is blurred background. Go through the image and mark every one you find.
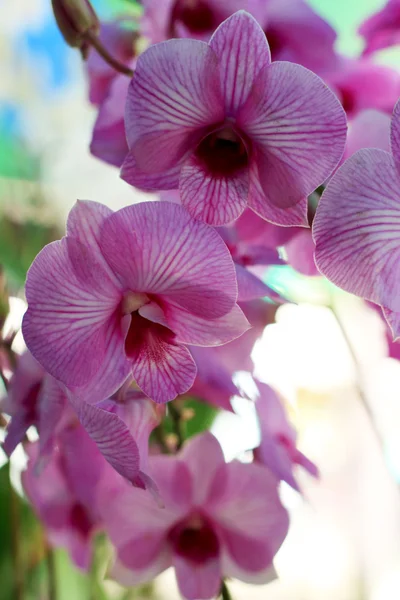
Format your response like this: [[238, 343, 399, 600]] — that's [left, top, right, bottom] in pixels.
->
[[1, 0, 400, 599]]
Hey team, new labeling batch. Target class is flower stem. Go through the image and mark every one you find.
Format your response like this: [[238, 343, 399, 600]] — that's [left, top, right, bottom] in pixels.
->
[[220, 580, 233, 600], [46, 545, 57, 600], [9, 478, 23, 600], [168, 403, 184, 450], [84, 31, 134, 77], [330, 304, 385, 450]]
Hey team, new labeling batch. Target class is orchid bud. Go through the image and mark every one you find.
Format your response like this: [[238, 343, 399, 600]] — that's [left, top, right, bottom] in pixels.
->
[[51, 0, 99, 52]]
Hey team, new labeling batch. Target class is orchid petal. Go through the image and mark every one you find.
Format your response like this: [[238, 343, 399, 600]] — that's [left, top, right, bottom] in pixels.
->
[[129, 323, 197, 403], [23, 237, 127, 399], [238, 61, 347, 209], [99, 201, 237, 318], [125, 39, 224, 171], [179, 152, 249, 225], [390, 98, 400, 167], [174, 555, 221, 600], [382, 306, 400, 340], [164, 302, 250, 346], [209, 11, 270, 113], [212, 461, 289, 574], [121, 151, 181, 190], [180, 433, 226, 505], [313, 148, 400, 311], [70, 398, 143, 485], [235, 264, 279, 301], [248, 160, 309, 227]]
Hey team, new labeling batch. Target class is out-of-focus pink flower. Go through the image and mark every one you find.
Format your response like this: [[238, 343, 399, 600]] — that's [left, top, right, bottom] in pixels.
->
[[88, 21, 137, 168], [254, 381, 318, 491], [90, 73, 131, 167], [313, 99, 400, 339], [188, 300, 278, 411], [282, 108, 392, 278], [23, 424, 114, 570], [359, 0, 400, 56], [122, 11, 346, 227], [70, 387, 164, 490], [325, 57, 400, 119], [2, 352, 69, 458], [141, 0, 337, 75], [23, 200, 248, 404], [342, 109, 391, 162], [189, 346, 238, 411], [141, 0, 261, 43], [259, 0, 337, 74], [87, 20, 136, 106], [102, 432, 289, 599]]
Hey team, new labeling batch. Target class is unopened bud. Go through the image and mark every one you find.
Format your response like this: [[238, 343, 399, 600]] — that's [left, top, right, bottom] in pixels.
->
[[51, 0, 99, 52]]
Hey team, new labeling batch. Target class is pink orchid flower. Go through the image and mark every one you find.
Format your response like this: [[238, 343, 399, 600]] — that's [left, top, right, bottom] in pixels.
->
[[88, 21, 137, 167], [122, 10, 346, 227], [313, 99, 400, 339], [253, 381, 318, 491], [359, 0, 400, 56], [281, 108, 392, 278], [141, 0, 337, 76], [141, 0, 262, 43], [22, 200, 248, 404], [69, 387, 164, 491], [101, 432, 289, 600], [2, 351, 70, 459], [258, 0, 338, 74], [87, 20, 137, 106], [90, 72, 131, 168], [325, 57, 400, 119], [23, 424, 115, 570]]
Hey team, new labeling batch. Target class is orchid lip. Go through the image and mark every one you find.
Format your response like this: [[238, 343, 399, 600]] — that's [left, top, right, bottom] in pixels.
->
[[195, 125, 249, 177], [168, 512, 220, 564], [122, 292, 149, 315]]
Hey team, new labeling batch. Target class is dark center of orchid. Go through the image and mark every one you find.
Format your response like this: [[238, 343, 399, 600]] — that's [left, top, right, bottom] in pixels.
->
[[24, 381, 42, 423], [196, 127, 249, 177], [339, 87, 355, 114], [122, 293, 175, 359], [172, 0, 215, 33], [264, 27, 282, 60], [168, 514, 220, 564], [70, 503, 93, 537]]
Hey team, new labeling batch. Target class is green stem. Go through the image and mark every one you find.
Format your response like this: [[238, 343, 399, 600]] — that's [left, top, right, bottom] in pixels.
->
[[84, 31, 134, 77], [46, 545, 57, 600], [9, 481, 23, 600], [168, 403, 184, 450], [220, 580, 233, 600]]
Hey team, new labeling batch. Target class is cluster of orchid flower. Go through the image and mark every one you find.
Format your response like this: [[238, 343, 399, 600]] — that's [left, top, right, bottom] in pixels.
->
[[2, 0, 400, 598]]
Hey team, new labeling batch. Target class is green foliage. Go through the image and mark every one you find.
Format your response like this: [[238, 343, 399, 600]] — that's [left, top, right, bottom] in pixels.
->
[[0, 215, 59, 289]]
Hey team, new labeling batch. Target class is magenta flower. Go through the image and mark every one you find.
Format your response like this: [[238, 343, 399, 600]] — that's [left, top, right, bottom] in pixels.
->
[[122, 10, 346, 227], [87, 20, 136, 106], [141, 0, 261, 43], [258, 0, 337, 74], [189, 346, 239, 411], [141, 0, 337, 76], [88, 20, 137, 168], [253, 381, 318, 491], [2, 351, 69, 459], [313, 99, 400, 338], [90, 73, 131, 167], [23, 424, 113, 570], [70, 387, 164, 490], [23, 200, 248, 404], [101, 432, 289, 599], [325, 57, 400, 119], [359, 0, 400, 56]]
